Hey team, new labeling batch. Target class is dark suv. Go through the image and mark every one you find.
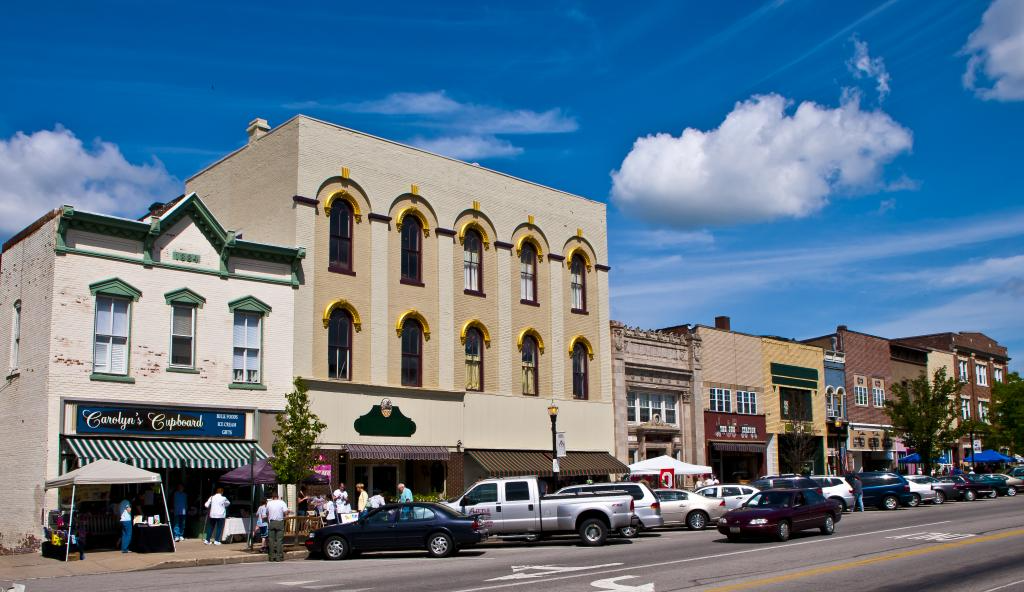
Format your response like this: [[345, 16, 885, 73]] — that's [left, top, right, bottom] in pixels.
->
[[854, 472, 914, 510], [751, 475, 821, 492]]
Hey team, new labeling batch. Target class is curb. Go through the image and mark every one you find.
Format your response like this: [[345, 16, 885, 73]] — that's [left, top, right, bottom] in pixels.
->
[[143, 549, 308, 571]]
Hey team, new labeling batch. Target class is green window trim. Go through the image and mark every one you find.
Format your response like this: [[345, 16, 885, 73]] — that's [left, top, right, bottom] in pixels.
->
[[228, 295, 272, 315], [164, 287, 206, 308], [166, 367, 200, 374], [229, 382, 267, 390], [89, 278, 142, 301], [90, 373, 136, 384]]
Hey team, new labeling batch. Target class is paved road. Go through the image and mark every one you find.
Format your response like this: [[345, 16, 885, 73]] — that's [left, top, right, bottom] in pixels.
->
[[14, 495, 1024, 592]]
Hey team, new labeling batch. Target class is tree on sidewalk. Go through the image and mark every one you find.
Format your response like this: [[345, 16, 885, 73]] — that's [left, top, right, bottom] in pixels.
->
[[989, 371, 1024, 455], [270, 377, 327, 505], [884, 368, 961, 476]]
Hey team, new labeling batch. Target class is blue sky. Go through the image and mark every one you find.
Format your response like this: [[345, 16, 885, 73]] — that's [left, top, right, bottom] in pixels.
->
[[2, 1, 1023, 369]]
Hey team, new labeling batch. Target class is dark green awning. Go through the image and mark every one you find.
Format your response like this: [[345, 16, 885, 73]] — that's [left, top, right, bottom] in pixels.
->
[[64, 436, 266, 469]]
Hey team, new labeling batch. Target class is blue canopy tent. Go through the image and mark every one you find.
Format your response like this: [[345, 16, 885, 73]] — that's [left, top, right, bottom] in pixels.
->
[[899, 453, 950, 464], [965, 449, 1014, 463]]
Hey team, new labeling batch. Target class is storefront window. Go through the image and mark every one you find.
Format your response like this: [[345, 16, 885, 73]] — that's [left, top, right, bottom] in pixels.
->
[[779, 387, 812, 421]]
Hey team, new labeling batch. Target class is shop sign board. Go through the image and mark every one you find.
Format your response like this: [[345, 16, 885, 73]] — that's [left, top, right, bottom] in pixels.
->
[[703, 411, 766, 442], [313, 464, 332, 483], [556, 432, 567, 458], [75, 404, 246, 438]]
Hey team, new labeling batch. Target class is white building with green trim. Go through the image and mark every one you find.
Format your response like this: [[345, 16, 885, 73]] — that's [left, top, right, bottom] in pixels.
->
[[0, 194, 304, 550]]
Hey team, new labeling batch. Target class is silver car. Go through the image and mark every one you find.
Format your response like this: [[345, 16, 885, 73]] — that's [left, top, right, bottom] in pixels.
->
[[812, 475, 857, 511], [557, 481, 664, 537], [694, 484, 759, 509], [654, 489, 728, 530]]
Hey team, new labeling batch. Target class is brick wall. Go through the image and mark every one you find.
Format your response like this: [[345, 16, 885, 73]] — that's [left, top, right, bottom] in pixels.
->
[[840, 329, 893, 426]]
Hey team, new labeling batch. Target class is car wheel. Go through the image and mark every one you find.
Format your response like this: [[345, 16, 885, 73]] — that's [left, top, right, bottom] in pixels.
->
[[776, 520, 791, 542], [579, 518, 608, 547], [963, 489, 976, 501], [322, 536, 349, 561], [933, 490, 945, 504], [686, 511, 709, 531], [908, 494, 921, 508], [820, 514, 835, 535], [618, 525, 639, 538], [882, 495, 899, 511], [1007, 487, 1017, 497], [427, 532, 454, 558], [830, 497, 848, 513]]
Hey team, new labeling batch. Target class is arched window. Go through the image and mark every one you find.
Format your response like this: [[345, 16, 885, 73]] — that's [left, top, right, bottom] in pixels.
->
[[572, 342, 588, 400], [329, 200, 353, 273], [463, 230, 482, 293], [521, 336, 538, 396], [401, 217, 422, 284], [570, 254, 587, 312], [401, 319, 422, 386], [520, 244, 537, 304], [327, 308, 352, 380], [465, 327, 483, 391]]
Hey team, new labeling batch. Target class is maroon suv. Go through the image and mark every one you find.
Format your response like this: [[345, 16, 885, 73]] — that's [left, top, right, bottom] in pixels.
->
[[717, 488, 842, 542]]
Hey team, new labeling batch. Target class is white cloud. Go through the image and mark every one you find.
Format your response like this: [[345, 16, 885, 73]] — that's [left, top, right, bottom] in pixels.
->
[[877, 254, 1024, 289], [962, 0, 1024, 101], [343, 91, 463, 115], [610, 93, 913, 227], [865, 288, 1024, 343], [407, 135, 522, 160], [848, 37, 891, 100], [0, 126, 178, 235]]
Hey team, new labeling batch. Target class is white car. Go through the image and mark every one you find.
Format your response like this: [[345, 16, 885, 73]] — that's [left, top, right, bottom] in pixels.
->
[[693, 484, 758, 509], [811, 475, 856, 512], [905, 476, 940, 506]]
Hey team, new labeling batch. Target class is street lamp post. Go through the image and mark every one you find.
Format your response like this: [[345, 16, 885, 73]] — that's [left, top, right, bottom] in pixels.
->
[[548, 402, 559, 488]]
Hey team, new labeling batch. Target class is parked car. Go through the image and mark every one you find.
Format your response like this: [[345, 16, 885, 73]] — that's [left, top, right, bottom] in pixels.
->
[[694, 484, 759, 510], [717, 488, 842, 542], [751, 475, 822, 493], [556, 481, 663, 537], [854, 472, 915, 510], [1010, 467, 1024, 479], [904, 476, 939, 506], [446, 476, 636, 546], [933, 475, 994, 501], [810, 475, 856, 512], [968, 474, 1017, 497], [305, 503, 487, 559], [653, 489, 728, 530]]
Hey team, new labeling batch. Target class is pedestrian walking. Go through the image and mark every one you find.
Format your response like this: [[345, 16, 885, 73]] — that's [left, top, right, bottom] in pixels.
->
[[172, 484, 188, 541], [266, 492, 290, 562], [203, 487, 230, 545], [117, 497, 133, 553], [397, 483, 413, 504], [255, 499, 269, 552], [356, 483, 368, 516], [847, 473, 864, 512]]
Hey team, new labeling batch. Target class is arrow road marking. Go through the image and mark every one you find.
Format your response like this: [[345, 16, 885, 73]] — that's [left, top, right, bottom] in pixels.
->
[[591, 576, 655, 591], [487, 563, 624, 581]]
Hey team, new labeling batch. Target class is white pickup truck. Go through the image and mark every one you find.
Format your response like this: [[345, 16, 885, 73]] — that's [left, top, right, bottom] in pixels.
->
[[445, 476, 637, 546]]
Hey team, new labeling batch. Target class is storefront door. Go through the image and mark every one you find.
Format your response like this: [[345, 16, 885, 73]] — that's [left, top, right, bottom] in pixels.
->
[[372, 466, 398, 498]]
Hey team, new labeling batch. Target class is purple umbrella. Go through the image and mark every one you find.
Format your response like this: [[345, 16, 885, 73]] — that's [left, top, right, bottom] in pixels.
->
[[219, 459, 329, 485]]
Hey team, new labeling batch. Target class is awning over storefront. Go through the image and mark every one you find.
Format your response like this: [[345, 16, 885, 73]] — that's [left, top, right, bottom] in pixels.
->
[[710, 442, 767, 453], [63, 436, 266, 469], [466, 449, 628, 478], [345, 444, 450, 461]]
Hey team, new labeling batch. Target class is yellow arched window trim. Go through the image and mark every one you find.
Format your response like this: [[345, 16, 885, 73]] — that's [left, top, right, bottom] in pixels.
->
[[395, 207, 430, 237], [458, 221, 490, 250], [516, 327, 545, 355], [568, 335, 595, 360], [460, 319, 491, 347], [515, 235, 544, 261], [395, 309, 431, 340], [321, 299, 362, 331], [323, 191, 362, 222], [567, 247, 592, 272]]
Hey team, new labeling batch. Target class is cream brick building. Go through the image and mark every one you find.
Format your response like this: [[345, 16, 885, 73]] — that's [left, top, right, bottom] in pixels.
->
[[186, 116, 622, 496], [0, 195, 303, 550]]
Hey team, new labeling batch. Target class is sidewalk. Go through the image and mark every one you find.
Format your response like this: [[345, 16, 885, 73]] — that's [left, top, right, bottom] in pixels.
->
[[0, 539, 307, 583]]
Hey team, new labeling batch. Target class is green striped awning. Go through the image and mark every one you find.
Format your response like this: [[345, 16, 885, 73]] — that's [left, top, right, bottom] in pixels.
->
[[64, 436, 267, 469]]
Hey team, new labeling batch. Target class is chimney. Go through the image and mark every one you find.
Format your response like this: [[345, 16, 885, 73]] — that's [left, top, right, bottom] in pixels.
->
[[714, 316, 731, 331], [246, 118, 270, 144]]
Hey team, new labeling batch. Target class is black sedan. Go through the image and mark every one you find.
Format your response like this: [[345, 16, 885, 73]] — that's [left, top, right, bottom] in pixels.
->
[[717, 488, 842, 542], [305, 503, 488, 560]]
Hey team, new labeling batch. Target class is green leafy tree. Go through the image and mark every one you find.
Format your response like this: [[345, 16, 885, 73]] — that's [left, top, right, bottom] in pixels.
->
[[989, 371, 1024, 454], [270, 377, 327, 504], [884, 368, 961, 476]]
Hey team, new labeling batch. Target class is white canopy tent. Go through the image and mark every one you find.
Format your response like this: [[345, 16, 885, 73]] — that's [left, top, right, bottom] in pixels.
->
[[44, 459, 174, 560], [627, 455, 712, 476]]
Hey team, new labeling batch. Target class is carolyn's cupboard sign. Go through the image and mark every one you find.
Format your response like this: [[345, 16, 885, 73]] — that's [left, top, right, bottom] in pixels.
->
[[72, 403, 246, 438]]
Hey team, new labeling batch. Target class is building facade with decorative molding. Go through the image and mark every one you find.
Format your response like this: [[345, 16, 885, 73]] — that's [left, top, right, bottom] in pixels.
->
[[0, 195, 303, 551], [610, 321, 703, 472], [185, 116, 624, 497]]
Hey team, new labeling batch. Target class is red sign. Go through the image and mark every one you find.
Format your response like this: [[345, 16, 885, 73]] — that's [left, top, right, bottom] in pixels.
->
[[659, 469, 674, 489]]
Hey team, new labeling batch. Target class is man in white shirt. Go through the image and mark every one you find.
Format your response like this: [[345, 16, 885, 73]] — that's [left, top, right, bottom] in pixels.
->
[[203, 488, 230, 545], [333, 484, 348, 506], [323, 498, 337, 525], [266, 492, 290, 562]]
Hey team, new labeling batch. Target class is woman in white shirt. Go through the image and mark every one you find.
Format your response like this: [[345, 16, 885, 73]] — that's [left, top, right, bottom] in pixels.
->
[[203, 488, 230, 545], [324, 498, 337, 525]]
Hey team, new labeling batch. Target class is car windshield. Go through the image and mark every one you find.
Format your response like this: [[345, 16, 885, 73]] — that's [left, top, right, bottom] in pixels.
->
[[744, 491, 792, 508], [909, 477, 934, 484]]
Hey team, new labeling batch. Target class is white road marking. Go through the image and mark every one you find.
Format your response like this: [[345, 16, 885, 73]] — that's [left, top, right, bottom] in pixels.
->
[[886, 532, 976, 542], [278, 582, 319, 587], [591, 575, 655, 591], [487, 563, 623, 581], [982, 579, 1024, 592], [452, 520, 954, 592]]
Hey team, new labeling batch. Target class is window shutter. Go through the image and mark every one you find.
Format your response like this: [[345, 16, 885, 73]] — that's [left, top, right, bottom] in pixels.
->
[[110, 336, 128, 374], [94, 340, 109, 373]]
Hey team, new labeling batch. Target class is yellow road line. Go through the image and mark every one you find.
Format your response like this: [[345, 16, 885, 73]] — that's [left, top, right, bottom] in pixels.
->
[[703, 528, 1024, 592]]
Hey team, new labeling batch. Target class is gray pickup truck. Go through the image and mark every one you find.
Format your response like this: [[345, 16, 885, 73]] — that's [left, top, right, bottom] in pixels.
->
[[445, 476, 636, 546]]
